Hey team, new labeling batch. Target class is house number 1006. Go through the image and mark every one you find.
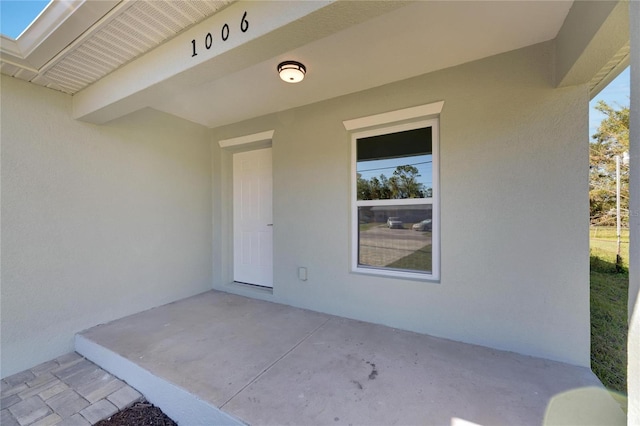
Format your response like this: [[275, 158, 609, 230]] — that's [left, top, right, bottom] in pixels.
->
[[191, 11, 249, 57]]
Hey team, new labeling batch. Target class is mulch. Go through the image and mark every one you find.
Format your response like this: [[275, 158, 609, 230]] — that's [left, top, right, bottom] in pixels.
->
[[95, 400, 177, 426]]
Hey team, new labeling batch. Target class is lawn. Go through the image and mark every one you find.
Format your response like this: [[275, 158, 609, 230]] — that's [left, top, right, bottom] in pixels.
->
[[359, 222, 382, 232], [589, 226, 629, 400], [387, 241, 432, 272], [590, 226, 629, 269]]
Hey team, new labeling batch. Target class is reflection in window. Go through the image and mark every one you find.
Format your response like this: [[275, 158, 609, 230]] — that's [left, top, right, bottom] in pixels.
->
[[356, 127, 432, 200], [358, 205, 433, 273], [352, 122, 437, 278]]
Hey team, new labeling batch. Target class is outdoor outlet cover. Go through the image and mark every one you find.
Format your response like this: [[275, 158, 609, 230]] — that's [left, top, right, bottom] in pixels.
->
[[298, 267, 308, 281]]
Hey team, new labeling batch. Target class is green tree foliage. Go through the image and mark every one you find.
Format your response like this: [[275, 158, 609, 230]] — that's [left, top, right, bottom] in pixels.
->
[[358, 165, 428, 200], [590, 101, 629, 226]]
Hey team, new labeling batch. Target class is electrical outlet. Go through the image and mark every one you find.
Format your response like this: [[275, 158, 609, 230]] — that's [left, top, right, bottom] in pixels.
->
[[298, 267, 308, 281]]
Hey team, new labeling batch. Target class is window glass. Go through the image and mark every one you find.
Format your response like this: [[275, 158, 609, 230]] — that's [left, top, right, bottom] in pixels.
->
[[358, 205, 433, 273], [356, 128, 433, 200], [353, 123, 436, 277]]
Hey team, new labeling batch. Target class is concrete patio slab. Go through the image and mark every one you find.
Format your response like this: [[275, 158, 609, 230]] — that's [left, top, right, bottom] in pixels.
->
[[76, 290, 626, 426], [79, 291, 330, 408]]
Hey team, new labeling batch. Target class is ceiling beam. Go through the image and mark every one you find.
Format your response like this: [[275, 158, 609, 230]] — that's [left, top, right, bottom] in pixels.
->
[[555, 0, 629, 90]]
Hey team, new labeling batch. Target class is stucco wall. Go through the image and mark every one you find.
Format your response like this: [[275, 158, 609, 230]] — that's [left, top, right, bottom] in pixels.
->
[[212, 41, 591, 366], [1, 77, 213, 377]]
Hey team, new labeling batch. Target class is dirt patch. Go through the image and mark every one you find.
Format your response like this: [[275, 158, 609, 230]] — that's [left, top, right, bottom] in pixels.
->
[[95, 401, 176, 426]]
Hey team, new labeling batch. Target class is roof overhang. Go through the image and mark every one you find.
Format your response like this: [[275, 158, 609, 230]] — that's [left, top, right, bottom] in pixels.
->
[[554, 0, 630, 98], [0, 0, 121, 91], [1, 1, 631, 128]]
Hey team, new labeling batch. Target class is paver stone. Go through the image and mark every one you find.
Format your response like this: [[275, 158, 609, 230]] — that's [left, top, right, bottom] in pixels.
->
[[1, 408, 20, 426], [1, 383, 27, 398], [31, 413, 62, 426], [26, 373, 57, 388], [8, 395, 51, 425], [79, 399, 118, 424], [64, 368, 105, 390], [18, 376, 61, 400], [53, 361, 94, 382], [39, 382, 69, 401], [55, 353, 83, 368], [30, 361, 60, 377], [3, 371, 35, 388], [80, 377, 125, 404], [1, 393, 21, 410], [46, 389, 89, 418], [107, 385, 142, 410], [56, 413, 91, 426]]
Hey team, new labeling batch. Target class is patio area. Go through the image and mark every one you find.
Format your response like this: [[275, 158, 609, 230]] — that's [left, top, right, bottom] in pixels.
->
[[73, 290, 625, 425]]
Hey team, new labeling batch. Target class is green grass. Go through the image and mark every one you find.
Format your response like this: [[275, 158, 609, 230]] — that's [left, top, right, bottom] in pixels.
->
[[590, 266, 628, 394], [589, 227, 628, 398], [590, 226, 629, 242], [590, 226, 629, 270], [387, 242, 432, 272], [591, 239, 630, 269], [359, 222, 382, 232]]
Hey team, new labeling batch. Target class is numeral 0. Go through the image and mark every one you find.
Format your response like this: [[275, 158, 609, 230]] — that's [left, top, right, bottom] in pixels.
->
[[221, 23, 229, 41]]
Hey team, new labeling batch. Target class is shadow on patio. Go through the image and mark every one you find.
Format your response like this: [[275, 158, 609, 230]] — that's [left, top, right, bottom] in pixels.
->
[[76, 291, 625, 425]]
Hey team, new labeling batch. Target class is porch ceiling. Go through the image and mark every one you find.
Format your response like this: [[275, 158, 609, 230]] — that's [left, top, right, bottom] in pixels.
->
[[155, 0, 573, 129], [2, 1, 575, 128]]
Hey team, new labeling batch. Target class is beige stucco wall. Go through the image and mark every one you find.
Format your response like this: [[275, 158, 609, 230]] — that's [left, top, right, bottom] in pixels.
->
[[1, 77, 213, 377], [212, 41, 591, 366]]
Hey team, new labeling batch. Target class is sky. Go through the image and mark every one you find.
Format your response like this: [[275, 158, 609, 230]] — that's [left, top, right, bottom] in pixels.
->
[[589, 66, 630, 139], [358, 155, 433, 191], [0, 0, 50, 39]]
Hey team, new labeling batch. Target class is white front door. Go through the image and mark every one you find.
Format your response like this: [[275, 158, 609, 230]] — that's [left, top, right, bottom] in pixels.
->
[[233, 148, 273, 287]]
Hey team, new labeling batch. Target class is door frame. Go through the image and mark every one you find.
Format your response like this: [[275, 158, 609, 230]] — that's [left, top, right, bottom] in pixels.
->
[[215, 130, 275, 297]]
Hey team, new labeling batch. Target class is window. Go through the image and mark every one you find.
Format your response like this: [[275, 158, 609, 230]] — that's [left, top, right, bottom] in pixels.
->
[[349, 117, 439, 281]]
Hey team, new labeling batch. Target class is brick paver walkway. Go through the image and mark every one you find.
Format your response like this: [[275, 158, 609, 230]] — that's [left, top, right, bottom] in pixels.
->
[[1, 353, 142, 426]]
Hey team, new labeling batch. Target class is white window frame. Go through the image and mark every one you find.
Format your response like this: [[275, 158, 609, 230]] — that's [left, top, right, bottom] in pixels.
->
[[344, 103, 442, 281]]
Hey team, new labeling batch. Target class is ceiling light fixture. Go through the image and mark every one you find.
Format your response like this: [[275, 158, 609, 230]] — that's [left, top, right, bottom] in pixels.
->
[[277, 61, 306, 83]]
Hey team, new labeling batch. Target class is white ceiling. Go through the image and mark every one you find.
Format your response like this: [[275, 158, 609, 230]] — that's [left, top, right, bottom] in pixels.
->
[[0, 1, 233, 93], [154, 1, 573, 128], [2, 1, 574, 129]]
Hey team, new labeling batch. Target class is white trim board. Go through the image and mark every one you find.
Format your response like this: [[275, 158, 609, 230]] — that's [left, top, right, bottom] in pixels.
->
[[342, 101, 444, 131], [219, 130, 275, 150]]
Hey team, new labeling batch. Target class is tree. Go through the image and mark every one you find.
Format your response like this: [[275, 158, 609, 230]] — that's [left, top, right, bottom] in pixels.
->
[[378, 174, 391, 199], [392, 165, 423, 198], [357, 165, 426, 200], [356, 173, 371, 200], [369, 176, 382, 200], [589, 101, 629, 226]]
